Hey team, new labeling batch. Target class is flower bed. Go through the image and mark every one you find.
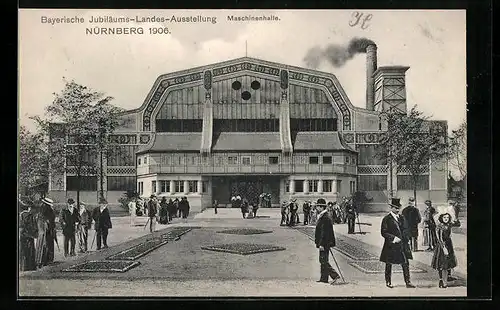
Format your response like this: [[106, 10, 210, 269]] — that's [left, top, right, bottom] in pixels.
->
[[62, 260, 140, 273], [107, 239, 169, 261], [335, 240, 379, 261], [201, 243, 286, 255], [217, 228, 273, 235], [161, 227, 193, 240]]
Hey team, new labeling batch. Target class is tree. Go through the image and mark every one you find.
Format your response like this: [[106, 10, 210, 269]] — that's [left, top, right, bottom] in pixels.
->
[[18, 125, 49, 198], [32, 79, 125, 207], [376, 105, 448, 205], [448, 119, 467, 181]]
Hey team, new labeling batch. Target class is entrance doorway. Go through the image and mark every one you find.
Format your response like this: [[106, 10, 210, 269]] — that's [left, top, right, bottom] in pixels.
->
[[212, 176, 281, 206]]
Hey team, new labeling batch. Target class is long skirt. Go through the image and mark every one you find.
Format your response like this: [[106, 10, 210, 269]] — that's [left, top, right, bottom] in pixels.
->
[[35, 230, 55, 267], [431, 239, 457, 270], [422, 227, 437, 248], [20, 237, 37, 271]]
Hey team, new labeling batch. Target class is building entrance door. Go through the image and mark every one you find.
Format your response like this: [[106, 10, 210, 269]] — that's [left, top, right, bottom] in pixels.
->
[[211, 176, 281, 206]]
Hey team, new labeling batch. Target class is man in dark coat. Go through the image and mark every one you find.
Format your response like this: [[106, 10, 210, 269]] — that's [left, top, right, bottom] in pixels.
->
[[314, 199, 340, 284], [167, 199, 175, 222], [402, 197, 422, 252], [19, 199, 38, 271], [59, 198, 80, 257], [213, 199, 218, 214], [147, 195, 158, 232], [92, 197, 112, 250], [346, 199, 356, 234], [280, 201, 288, 226], [36, 198, 56, 267], [303, 201, 311, 225], [380, 198, 415, 288]]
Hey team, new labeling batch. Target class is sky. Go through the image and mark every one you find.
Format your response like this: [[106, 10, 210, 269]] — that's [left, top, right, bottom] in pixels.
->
[[18, 9, 466, 133]]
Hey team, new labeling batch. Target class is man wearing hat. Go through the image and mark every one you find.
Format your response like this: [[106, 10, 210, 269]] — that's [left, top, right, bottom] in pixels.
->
[[303, 201, 311, 225], [288, 199, 299, 226], [314, 198, 340, 284], [19, 199, 38, 271], [92, 197, 112, 250], [147, 195, 158, 232], [36, 197, 57, 267], [402, 197, 422, 252], [380, 198, 415, 288], [77, 202, 92, 253], [345, 199, 357, 234], [59, 198, 80, 257], [422, 200, 437, 251], [280, 201, 288, 226]]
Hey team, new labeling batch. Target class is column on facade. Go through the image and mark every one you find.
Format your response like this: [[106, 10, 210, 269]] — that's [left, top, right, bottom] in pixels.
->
[[197, 179, 202, 194], [332, 178, 337, 194], [317, 179, 323, 194], [289, 179, 295, 195], [170, 180, 175, 195], [183, 180, 189, 195], [303, 179, 309, 194]]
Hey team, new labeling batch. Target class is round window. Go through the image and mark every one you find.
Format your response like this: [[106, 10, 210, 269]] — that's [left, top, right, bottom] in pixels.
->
[[241, 91, 251, 101], [232, 81, 242, 90], [251, 81, 261, 90]]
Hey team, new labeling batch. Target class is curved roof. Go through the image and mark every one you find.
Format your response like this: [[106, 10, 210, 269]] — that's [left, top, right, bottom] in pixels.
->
[[293, 132, 356, 153], [211, 132, 281, 152], [136, 133, 202, 154]]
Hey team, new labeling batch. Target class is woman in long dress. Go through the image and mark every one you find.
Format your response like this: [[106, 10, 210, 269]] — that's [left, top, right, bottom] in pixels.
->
[[35, 198, 56, 268], [19, 200, 38, 271], [431, 213, 458, 288]]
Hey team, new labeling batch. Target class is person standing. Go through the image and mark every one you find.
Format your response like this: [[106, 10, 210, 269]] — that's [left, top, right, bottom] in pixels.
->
[[280, 201, 288, 226], [159, 197, 168, 224], [19, 199, 38, 271], [423, 200, 437, 251], [241, 198, 249, 219], [177, 197, 182, 217], [77, 202, 92, 253], [314, 199, 340, 284], [128, 197, 137, 226], [147, 195, 158, 232], [402, 197, 422, 252], [60, 198, 79, 257], [92, 197, 112, 250], [251, 202, 259, 218], [380, 198, 415, 288], [35, 197, 56, 268], [185, 197, 191, 218], [288, 199, 299, 226], [303, 201, 311, 225], [167, 199, 175, 222], [431, 213, 458, 288], [213, 199, 218, 214], [346, 200, 356, 234]]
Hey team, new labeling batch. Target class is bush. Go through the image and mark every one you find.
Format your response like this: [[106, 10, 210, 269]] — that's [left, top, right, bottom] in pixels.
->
[[118, 190, 139, 211], [352, 191, 373, 213]]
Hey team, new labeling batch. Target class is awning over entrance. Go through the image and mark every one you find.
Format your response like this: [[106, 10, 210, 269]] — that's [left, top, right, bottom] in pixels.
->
[[137, 133, 202, 153], [212, 132, 281, 152], [293, 132, 356, 152]]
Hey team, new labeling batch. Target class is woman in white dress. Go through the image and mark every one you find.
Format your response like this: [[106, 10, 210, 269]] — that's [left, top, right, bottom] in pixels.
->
[[128, 198, 137, 226]]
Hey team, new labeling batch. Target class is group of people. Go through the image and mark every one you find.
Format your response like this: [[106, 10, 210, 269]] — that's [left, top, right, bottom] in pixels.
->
[[128, 195, 191, 232], [280, 197, 357, 235], [312, 196, 462, 289], [19, 196, 112, 272], [380, 197, 461, 289], [231, 196, 259, 219]]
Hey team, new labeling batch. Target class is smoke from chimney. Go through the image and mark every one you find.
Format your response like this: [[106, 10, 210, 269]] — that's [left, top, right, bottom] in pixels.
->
[[303, 37, 377, 111], [303, 37, 376, 69]]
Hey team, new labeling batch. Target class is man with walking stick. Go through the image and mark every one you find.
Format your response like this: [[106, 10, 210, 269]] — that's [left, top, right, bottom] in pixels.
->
[[315, 199, 341, 284], [92, 197, 112, 250]]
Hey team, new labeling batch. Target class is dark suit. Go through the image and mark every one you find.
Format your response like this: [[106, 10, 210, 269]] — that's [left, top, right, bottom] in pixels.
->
[[380, 212, 413, 285], [92, 207, 112, 249], [346, 203, 356, 234], [315, 211, 339, 282], [402, 206, 422, 251], [59, 207, 80, 256]]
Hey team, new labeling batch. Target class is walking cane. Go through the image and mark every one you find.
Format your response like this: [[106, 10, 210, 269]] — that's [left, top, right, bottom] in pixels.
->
[[143, 217, 150, 230], [329, 248, 346, 283]]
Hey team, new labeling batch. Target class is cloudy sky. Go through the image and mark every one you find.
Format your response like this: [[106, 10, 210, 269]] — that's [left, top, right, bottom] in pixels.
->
[[18, 9, 466, 132]]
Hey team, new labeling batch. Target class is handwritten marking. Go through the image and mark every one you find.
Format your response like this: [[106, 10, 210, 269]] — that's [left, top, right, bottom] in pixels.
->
[[349, 11, 372, 29]]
